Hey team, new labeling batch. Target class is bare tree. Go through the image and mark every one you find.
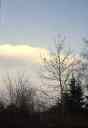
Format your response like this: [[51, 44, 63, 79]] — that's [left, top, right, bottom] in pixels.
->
[[3, 73, 35, 112], [40, 36, 78, 118], [15, 75, 35, 112], [3, 74, 16, 105]]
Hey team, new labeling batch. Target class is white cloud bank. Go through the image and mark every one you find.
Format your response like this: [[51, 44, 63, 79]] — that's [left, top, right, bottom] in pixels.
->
[[0, 44, 49, 64]]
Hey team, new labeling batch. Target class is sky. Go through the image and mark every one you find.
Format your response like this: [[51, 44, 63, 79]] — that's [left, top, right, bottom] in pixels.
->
[[0, 0, 88, 102], [0, 0, 88, 50]]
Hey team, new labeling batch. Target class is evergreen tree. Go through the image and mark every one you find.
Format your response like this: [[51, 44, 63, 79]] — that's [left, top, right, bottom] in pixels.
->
[[84, 85, 88, 112], [64, 75, 84, 112]]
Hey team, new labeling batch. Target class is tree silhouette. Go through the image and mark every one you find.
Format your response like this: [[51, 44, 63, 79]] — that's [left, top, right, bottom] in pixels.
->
[[64, 75, 84, 112], [40, 36, 76, 119]]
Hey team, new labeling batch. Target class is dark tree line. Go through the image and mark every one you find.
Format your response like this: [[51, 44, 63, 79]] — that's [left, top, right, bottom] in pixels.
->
[[0, 74, 87, 128]]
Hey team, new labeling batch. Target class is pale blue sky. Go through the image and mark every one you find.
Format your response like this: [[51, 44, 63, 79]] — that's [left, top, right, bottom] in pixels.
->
[[0, 0, 88, 52]]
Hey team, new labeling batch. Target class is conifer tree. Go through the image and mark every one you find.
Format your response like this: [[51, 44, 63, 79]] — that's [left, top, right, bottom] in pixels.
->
[[64, 75, 84, 112]]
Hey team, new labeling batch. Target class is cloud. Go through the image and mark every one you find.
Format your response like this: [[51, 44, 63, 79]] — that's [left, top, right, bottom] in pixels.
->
[[0, 44, 49, 64]]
